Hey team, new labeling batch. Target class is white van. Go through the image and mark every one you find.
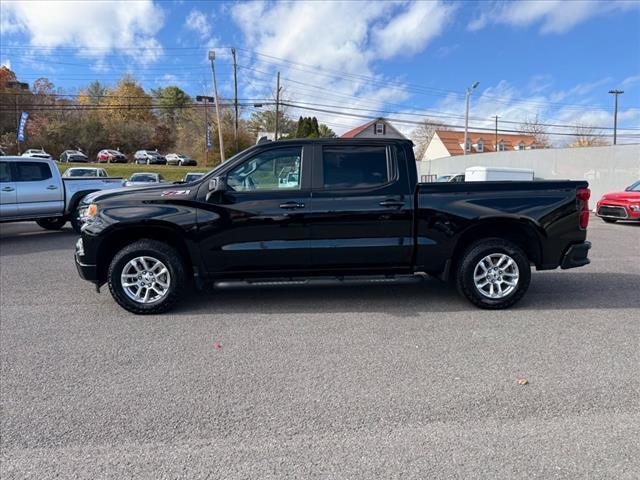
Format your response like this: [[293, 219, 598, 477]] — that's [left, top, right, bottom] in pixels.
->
[[465, 166, 534, 182]]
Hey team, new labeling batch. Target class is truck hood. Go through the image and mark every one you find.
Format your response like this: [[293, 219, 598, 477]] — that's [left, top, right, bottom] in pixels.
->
[[83, 184, 196, 204], [600, 191, 640, 202]]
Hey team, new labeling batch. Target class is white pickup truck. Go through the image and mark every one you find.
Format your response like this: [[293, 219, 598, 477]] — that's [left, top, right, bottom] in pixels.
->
[[0, 156, 123, 232]]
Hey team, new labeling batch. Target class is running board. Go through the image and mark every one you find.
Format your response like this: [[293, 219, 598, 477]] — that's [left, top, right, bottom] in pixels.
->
[[214, 274, 426, 289]]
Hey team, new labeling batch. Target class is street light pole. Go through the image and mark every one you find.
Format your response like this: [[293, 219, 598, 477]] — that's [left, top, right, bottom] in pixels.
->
[[608, 89, 624, 145], [463, 81, 479, 155], [209, 50, 225, 162]]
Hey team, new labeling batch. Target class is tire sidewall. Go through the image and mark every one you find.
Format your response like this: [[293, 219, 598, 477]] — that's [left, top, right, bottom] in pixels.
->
[[457, 239, 531, 309], [108, 242, 184, 314]]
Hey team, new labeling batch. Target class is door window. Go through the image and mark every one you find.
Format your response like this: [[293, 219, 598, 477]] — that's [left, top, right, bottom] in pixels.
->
[[15, 162, 52, 182], [322, 146, 389, 189], [227, 147, 302, 192], [0, 162, 12, 182]]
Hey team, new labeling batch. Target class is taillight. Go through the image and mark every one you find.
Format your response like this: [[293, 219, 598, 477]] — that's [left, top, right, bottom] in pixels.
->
[[577, 187, 590, 229]]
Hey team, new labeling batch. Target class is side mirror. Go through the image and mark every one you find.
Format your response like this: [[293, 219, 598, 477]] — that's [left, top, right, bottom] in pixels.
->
[[208, 176, 226, 193]]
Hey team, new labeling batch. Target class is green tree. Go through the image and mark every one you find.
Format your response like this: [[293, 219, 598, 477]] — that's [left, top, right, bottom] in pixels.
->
[[151, 86, 191, 125]]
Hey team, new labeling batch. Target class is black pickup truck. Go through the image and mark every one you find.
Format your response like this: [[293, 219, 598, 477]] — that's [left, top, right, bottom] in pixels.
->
[[75, 138, 591, 314]]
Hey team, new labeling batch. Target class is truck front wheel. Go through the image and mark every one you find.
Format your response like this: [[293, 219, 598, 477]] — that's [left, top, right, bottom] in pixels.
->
[[456, 238, 531, 309], [107, 240, 185, 314]]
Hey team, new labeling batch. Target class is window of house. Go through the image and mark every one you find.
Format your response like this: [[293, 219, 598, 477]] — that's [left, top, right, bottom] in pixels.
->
[[517, 142, 525, 150], [498, 141, 505, 152], [322, 146, 389, 189], [530, 144, 537, 150], [15, 162, 52, 182], [464, 141, 471, 152], [477, 140, 484, 152], [227, 147, 302, 192], [375, 123, 385, 135]]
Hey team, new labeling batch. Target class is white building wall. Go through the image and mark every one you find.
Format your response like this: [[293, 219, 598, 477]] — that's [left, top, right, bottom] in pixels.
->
[[417, 144, 640, 201], [421, 133, 451, 162]]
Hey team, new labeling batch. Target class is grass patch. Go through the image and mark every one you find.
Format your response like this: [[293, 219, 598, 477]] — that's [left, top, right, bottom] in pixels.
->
[[57, 163, 211, 182]]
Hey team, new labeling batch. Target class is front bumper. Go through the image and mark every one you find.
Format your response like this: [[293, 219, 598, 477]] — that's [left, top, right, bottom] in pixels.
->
[[75, 237, 99, 283], [560, 241, 591, 269]]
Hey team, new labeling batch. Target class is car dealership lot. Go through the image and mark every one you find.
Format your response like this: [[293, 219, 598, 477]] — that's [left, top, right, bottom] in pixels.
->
[[1, 220, 639, 479]]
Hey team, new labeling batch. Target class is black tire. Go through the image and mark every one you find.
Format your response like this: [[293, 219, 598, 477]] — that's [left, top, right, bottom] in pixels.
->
[[601, 217, 617, 223], [36, 217, 67, 230], [456, 238, 531, 309], [107, 239, 185, 314]]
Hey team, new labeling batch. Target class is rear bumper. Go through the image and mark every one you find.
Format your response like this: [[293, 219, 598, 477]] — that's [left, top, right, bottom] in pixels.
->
[[560, 241, 591, 269]]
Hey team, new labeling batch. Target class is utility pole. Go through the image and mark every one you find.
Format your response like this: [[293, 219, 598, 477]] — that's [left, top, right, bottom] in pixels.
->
[[15, 93, 20, 155], [275, 71, 281, 140], [463, 81, 479, 155], [494, 115, 499, 150], [204, 97, 209, 166], [231, 48, 238, 153], [208, 50, 225, 162], [608, 89, 624, 145]]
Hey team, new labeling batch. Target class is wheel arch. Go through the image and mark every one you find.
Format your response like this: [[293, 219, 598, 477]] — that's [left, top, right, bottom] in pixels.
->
[[95, 222, 196, 284]]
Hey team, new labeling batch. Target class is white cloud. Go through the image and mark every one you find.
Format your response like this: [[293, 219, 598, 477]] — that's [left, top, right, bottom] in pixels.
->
[[184, 9, 211, 39], [0, 0, 165, 65], [468, 0, 639, 34], [1, 59, 11, 69], [230, 0, 454, 133]]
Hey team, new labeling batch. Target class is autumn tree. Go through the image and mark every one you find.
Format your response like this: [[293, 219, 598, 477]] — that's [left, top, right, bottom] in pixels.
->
[[519, 114, 550, 147]]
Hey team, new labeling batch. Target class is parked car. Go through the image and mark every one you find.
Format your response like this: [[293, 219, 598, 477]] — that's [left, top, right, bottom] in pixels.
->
[[436, 173, 465, 183], [0, 157, 123, 232], [22, 149, 52, 160], [0, 147, 6, 156], [596, 180, 640, 223], [182, 172, 204, 183], [60, 150, 89, 163], [134, 150, 166, 165], [97, 149, 127, 163], [124, 172, 165, 187], [75, 138, 592, 314], [62, 167, 108, 178], [166, 153, 197, 166]]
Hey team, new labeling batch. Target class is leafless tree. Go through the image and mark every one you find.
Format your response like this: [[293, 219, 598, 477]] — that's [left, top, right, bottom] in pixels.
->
[[519, 113, 550, 147], [411, 119, 448, 161], [568, 124, 608, 148]]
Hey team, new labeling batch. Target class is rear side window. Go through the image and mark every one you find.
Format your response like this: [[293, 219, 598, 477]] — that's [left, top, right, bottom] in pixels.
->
[[0, 162, 12, 182], [322, 146, 389, 189], [15, 162, 52, 182]]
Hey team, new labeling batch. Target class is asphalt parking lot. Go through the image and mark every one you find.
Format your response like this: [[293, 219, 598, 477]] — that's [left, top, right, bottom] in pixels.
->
[[1, 218, 639, 479]]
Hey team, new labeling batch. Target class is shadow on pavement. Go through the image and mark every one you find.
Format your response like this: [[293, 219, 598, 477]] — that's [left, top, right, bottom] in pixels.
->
[[171, 271, 640, 317], [0, 223, 77, 255]]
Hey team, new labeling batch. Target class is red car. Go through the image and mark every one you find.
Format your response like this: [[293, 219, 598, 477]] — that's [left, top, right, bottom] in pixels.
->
[[596, 180, 640, 223], [96, 149, 128, 163]]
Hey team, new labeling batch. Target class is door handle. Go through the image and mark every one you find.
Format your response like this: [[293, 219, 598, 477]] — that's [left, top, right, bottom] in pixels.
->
[[279, 201, 305, 210], [46, 185, 58, 190], [379, 199, 405, 208], [1, 186, 14, 192]]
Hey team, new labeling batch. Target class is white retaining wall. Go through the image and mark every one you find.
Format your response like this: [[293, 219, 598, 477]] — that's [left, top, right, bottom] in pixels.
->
[[417, 144, 640, 201]]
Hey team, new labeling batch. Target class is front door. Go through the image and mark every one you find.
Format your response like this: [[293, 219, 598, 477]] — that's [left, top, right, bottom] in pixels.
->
[[197, 145, 312, 275], [0, 161, 18, 218], [15, 160, 63, 216], [309, 144, 413, 271]]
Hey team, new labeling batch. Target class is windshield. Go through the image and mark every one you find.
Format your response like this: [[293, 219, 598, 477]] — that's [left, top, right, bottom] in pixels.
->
[[129, 174, 156, 182], [628, 180, 640, 192], [65, 169, 97, 177], [436, 175, 453, 182], [185, 173, 203, 182]]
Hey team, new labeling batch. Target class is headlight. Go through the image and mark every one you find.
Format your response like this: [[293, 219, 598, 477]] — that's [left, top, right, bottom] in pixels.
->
[[80, 203, 98, 221], [629, 204, 640, 212]]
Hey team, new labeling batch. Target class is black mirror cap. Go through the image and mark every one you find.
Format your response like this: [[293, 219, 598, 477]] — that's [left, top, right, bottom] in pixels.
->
[[208, 176, 226, 193]]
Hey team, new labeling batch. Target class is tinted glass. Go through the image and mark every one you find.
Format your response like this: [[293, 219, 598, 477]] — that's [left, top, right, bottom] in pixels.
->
[[130, 174, 156, 182], [322, 146, 388, 189], [227, 147, 302, 192], [0, 162, 11, 182], [15, 162, 52, 182]]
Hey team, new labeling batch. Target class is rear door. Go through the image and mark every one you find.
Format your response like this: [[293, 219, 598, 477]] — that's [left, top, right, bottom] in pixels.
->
[[15, 160, 64, 216], [0, 160, 18, 218], [309, 143, 413, 271]]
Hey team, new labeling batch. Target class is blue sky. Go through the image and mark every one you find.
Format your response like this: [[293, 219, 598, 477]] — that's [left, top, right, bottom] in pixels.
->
[[1, 0, 639, 142]]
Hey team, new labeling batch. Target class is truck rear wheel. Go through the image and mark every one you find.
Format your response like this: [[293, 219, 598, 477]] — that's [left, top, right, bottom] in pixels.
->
[[36, 217, 67, 230], [107, 240, 185, 314], [456, 238, 530, 309]]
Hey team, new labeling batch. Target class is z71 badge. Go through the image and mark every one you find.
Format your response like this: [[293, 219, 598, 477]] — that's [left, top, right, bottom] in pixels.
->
[[161, 190, 191, 196]]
